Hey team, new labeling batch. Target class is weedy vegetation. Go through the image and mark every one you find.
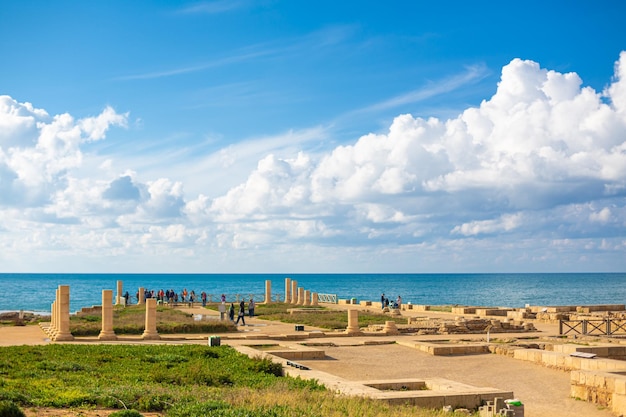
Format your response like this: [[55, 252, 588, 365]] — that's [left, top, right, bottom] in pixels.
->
[[0, 344, 473, 416], [217, 302, 406, 330], [69, 305, 236, 336]]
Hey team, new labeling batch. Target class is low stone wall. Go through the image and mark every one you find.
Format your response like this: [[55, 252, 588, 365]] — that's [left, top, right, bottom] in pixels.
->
[[513, 348, 626, 372], [507, 310, 535, 320], [505, 343, 626, 415], [475, 308, 512, 317], [576, 304, 625, 313], [399, 340, 490, 356], [451, 307, 476, 314], [77, 306, 102, 315], [571, 369, 626, 416], [551, 344, 626, 361], [530, 305, 577, 313]]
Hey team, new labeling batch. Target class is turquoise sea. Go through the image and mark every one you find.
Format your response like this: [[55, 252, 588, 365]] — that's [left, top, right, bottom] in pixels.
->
[[0, 273, 624, 315]]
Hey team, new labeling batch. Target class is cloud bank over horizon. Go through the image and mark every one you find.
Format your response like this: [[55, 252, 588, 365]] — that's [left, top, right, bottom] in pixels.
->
[[1, 53, 625, 272]]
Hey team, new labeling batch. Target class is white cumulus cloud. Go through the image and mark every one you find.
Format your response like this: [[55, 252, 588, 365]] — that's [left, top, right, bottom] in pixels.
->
[[1, 53, 626, 272]]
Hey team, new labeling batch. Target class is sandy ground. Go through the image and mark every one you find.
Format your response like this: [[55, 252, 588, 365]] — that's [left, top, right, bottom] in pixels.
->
[[0, 307, 617, 417]]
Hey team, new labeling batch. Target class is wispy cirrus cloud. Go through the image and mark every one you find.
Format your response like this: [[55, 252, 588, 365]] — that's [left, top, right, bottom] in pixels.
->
[[114, 24, 357, 81], [177, 0, 251, 15], [350, 63, 491, 115], [113, 50, 272, 81]]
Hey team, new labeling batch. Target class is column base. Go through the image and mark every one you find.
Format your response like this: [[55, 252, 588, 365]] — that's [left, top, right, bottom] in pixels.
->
[[53, 332, 75, 341], [142, 332, 161, 340], [98, 331, 118, 341]]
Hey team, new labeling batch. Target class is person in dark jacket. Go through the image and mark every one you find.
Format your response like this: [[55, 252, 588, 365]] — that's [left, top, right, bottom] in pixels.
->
[[235, 300, 246, 326]]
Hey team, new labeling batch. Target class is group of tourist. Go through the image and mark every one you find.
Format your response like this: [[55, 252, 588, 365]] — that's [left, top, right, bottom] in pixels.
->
[[131, 288, 210, 307], [124, 288, 254, 310], [126, 288, 257, 326], [380, 293, 402, 309]]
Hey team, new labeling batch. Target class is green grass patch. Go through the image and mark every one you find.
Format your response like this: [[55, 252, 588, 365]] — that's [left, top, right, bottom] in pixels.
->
[[0, 345, 463, 417], [428, 306, 453, 313], [70, 305, 236, 336], [252, 303, 405, 329]]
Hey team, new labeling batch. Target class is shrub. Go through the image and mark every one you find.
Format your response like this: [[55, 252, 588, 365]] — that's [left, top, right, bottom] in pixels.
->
[[0, 401, 25, 417], [109, 410, 144, 417], [248, 356, 283, 377]]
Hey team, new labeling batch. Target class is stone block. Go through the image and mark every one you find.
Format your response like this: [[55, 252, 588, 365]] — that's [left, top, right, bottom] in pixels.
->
[[513, 349, 528, 361], [433, 346, 453, 356], [606, 375, 616, 392], [612, 392, 626, 416], [580, 359, 593, 371], [478, 404, 493, 417], [592, 347, 610, 357], [608, 346, 626, 357], [543, 351, 558, 367], [614, 377, 626, 395], [593, 374, 606, 389], [578, 371, 589, 386], [570, 384, 588, 400], [443, 394, 479, 410]]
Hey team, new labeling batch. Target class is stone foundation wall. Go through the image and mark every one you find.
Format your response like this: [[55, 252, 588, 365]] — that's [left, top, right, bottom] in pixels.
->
[[503, 344, 626, 416], [570, 369, 626, 416]]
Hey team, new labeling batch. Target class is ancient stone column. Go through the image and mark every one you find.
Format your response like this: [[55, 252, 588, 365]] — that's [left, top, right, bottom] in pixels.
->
[[54, 285, 74, 341], [116, 280, 123, 305], [49, 297, 56, 335], [99, 290, 117, 341], [383, 320, 400, 335], [345, 310, 362, 335], [304, 290, 311, 306], [138, 287, 145, 305], [297, 287, 305, 305], [284, 277, 291, 304], [264, 280, 272, 304], [51, 287, 60, 337], [312, 292, 319, 306], [291, 280, 298, 304], [142, 298, 160, 340]]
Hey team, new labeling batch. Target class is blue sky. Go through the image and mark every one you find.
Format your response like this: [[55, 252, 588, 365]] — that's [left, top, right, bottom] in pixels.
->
[[1, 0, 625, 273]]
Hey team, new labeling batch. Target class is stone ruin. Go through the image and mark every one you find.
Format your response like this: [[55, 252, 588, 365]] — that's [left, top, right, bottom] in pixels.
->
[[41, 282, 161, 342]]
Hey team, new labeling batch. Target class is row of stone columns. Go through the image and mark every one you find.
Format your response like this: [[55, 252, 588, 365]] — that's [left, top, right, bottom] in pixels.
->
[[47, 281, 393, 340], [117, 278, 310, 306], [99, 289, 160, 340], [47, 285, 74, 341], [284, 278, 318, 306], [46, 284, 161, 342]]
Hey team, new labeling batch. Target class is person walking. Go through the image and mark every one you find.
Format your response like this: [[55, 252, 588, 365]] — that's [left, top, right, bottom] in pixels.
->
[[235, 300, 246, 326], [248, 298, 255, 318], [228, 303, 235, 321]]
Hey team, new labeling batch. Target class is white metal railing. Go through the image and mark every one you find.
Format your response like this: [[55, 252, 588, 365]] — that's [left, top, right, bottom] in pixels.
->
[[317, 293, 338, 304]]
